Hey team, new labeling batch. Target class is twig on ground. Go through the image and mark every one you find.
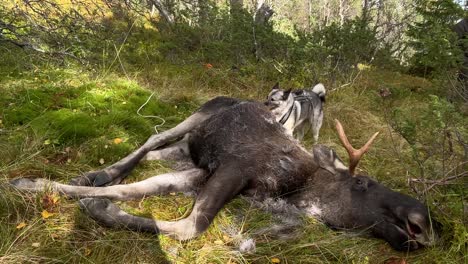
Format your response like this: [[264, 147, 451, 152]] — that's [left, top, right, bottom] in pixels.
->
[[410, 170, 467, 193], [410, 171, 467, 184]]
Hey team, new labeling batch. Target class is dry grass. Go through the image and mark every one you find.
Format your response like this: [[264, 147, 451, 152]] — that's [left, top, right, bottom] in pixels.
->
[[0, 64, 466, 264]]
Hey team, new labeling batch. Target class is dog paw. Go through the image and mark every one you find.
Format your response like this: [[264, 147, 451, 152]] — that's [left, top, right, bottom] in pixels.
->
[[10, 178, 47, 191]]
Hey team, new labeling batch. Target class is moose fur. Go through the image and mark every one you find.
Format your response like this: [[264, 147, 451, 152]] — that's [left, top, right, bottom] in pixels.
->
[[10, 96, 438, 251]]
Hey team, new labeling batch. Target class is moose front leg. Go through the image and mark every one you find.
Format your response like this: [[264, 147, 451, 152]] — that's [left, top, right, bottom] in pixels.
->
[[79, 163, 246, 240], [69, 96, 242, 187], [143, 135, 191, 163], [11, 168, 207, 200]]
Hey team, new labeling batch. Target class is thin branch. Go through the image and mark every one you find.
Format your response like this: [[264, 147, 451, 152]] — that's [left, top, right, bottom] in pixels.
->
[[410, 170, 468, 184]]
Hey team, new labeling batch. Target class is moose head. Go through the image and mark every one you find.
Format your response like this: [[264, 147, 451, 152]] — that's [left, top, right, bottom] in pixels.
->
[[289, 120, 439, 251]]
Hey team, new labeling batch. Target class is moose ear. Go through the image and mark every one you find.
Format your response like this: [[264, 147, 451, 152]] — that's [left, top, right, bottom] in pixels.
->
[[271, 82, 280, 90], [283, 88, 292, 99], [312, 145, 348, 175]]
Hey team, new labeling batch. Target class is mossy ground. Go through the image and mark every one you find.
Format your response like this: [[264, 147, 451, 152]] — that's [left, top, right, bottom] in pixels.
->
[[0, 61, 466, 263]]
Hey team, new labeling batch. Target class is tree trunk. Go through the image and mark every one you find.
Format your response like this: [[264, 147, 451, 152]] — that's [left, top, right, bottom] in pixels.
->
[[254, 1, 274, 25], [307, 0, 312, 31], [339, 0, 345, 26], [147, 0, 174, 24], [230, 0, 243, 10], [198, 0, 209, 24]]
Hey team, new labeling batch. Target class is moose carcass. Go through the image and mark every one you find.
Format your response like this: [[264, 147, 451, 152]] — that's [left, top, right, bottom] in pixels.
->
[[10, 97, 438, 251]]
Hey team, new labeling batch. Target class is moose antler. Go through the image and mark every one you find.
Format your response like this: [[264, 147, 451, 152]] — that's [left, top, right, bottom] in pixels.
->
[[334, 119, 379, 175]]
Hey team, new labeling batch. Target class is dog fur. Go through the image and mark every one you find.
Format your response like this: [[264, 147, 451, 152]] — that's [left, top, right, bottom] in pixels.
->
[[265, 83, 326, 141]]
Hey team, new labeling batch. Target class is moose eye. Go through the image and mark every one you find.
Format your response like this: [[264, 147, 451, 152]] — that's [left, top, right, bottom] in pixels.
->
[[352, 178, 368, 192]]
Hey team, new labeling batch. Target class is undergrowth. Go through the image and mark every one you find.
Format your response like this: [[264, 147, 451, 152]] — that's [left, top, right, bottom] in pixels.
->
[[0, 60, 466, 263]]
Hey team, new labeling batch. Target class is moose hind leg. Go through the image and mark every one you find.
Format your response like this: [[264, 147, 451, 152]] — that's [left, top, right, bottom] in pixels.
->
[[11, 168, 207, 200], [79, 163, 246, 240]]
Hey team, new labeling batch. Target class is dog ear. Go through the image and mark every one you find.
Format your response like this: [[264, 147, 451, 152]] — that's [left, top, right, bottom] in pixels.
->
[[283, 88, 292, 99], [271, 82, 280, 90]]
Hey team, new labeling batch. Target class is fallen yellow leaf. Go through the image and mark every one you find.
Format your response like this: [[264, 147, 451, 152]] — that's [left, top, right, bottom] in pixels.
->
[[32, 242, 40, 248], [42, 194, 60, 209], [214, 240, 224, 245], [271, 258, 281, 263], [41, 210, 54, 219], [113, 138, 123, 144], [16, 222, 27, 229]]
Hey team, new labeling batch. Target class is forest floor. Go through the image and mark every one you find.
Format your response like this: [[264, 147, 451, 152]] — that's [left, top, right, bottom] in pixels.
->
[[0, 60, 466, 263]]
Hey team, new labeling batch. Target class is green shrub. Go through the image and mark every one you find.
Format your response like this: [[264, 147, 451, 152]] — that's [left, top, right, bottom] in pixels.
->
[[407, 0, 465, 77]]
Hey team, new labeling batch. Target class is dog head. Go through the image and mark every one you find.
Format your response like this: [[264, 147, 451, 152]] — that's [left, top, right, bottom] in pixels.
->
[[264, 83, 295, 122]]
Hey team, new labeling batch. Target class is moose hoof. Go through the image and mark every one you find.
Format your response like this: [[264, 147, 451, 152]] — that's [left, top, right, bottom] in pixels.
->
[[10, 178, 47, 191], [69, 170, 113, 187], [79, 198, 122, 227]]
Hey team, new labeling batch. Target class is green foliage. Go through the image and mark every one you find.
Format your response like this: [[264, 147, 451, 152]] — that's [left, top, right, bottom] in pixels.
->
[[151, 9, 380, 86], [408, 0, 465, 76], [154, 6, 294, 66], [390, 95, 466, 254], [392, 94, 466, 177], [289, 17, 378, 83], [313, 18, 377, 68]]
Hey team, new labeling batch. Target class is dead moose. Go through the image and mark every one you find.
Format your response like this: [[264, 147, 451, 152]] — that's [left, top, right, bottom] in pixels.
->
[[10, 96, 438, 251]]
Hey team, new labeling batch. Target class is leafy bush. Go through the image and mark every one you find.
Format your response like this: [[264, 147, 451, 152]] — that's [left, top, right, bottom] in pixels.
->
[[407, 0, 465, 77], [391, 94, 467, 195], [285, 17, 378, 84]]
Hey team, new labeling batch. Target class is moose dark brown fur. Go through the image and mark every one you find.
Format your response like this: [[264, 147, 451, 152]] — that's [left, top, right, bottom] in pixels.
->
[[10, 96, 438, 251]]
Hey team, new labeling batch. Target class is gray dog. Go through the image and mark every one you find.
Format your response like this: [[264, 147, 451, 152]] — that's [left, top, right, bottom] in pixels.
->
[[265, 83, 326, 141]]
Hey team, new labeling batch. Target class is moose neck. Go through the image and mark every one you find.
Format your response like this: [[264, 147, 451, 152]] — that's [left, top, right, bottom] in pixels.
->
[[284, 145, 360, 224]]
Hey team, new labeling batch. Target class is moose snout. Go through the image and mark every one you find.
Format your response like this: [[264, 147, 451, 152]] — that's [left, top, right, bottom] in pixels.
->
[[407, 212, 439, 246]]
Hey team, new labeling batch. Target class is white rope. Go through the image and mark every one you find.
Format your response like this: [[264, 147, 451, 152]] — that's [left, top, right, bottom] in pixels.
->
[[136, 92, 166, 134]]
